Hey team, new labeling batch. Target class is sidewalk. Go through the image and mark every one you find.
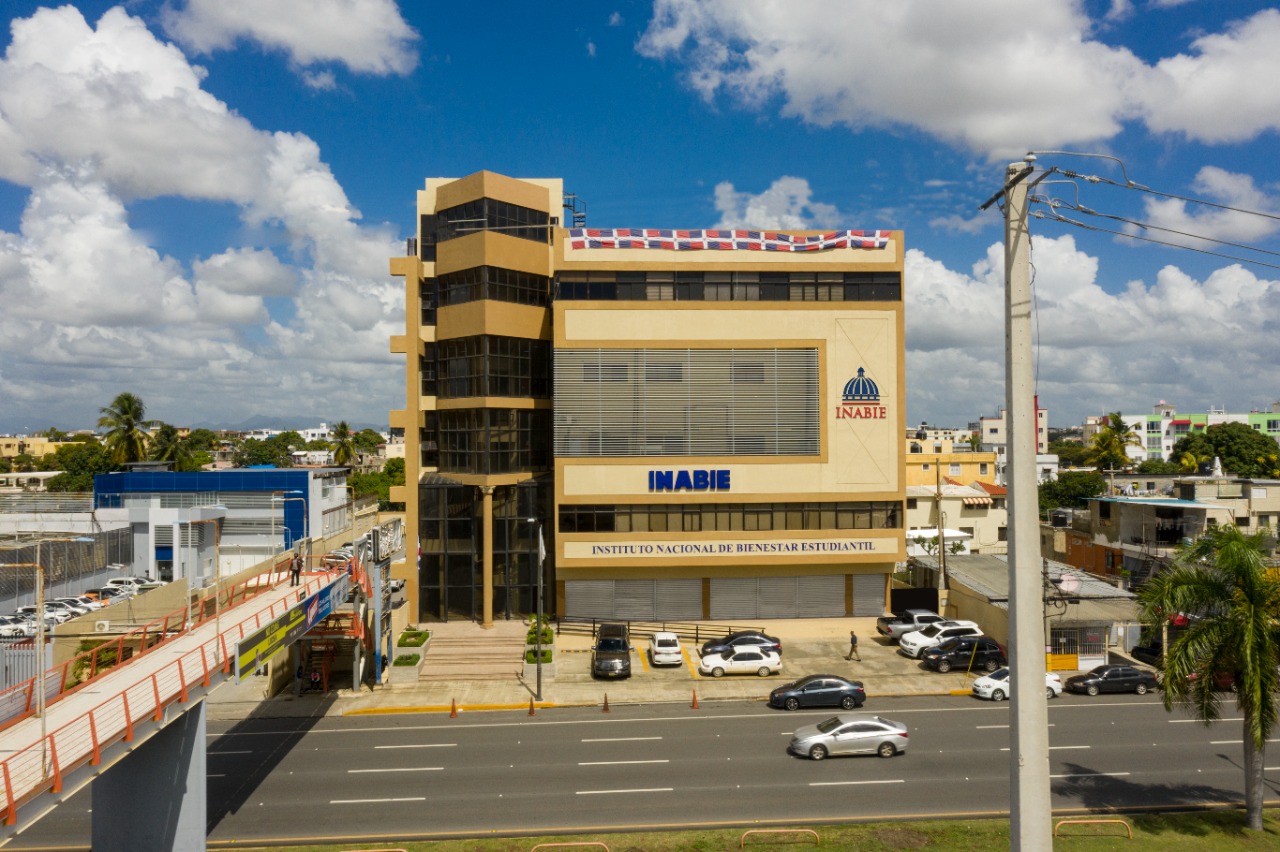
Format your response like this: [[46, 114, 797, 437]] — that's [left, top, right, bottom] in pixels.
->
[[207, 616, 1015, 720]]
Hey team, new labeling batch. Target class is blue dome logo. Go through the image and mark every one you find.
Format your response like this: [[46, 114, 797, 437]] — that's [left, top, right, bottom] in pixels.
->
[[837, 367, 887, 421], [842, 367, 880, 403]]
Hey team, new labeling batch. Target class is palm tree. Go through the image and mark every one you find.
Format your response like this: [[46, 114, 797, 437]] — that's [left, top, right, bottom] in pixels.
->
[[98, 392, 156, 465], [329, 421, 356, 467], [149, 423, 194, 471], [1178, 450, 1208, 474], [1085, 412, 1141, 474], [1136, 525, 1280, 831]]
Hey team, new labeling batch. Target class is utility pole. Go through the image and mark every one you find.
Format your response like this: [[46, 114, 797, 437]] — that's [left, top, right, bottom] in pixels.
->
[[999, 157, 1053, 848]]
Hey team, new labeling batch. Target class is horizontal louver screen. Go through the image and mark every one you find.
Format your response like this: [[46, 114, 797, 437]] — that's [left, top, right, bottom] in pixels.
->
[[554, 348, 819, 457]]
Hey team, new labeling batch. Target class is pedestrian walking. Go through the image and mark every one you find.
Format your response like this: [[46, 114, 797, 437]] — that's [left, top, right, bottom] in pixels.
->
[[290, 554, 302, 587], [846, 629, 861, 661]]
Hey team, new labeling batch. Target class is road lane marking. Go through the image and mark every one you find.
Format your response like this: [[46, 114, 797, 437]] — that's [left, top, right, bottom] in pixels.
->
[[208, 750, 252, 755], [810, 779, 905, 787], [348, 767, 443, 773], [1051, 772, 1130, 779], [374, 743, 456, 749], [331, 797, 427, 804], [577, 787, 673, 795], [1211, 739, 1280, 745], [582, 737, 663, 742], [578, 760, 670, 766], [1000, 745, 1090, 751], [206, 774, 225, 778], [1172, 718, 1243, 723], [977, 724, 1054, 729]]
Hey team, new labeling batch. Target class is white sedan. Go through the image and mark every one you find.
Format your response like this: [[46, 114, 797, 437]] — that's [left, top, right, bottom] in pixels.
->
[[972, 667, 1063, 701], [698, 648, 782, 678], [648, 632, 683, 666]]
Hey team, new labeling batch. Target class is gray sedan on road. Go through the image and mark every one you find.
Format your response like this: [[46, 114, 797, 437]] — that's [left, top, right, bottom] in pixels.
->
[[788, 713, 909, 760]]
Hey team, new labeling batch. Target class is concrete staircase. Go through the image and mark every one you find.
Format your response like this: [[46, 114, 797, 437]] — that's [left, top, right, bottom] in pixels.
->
[[418, 621, 527, 682]]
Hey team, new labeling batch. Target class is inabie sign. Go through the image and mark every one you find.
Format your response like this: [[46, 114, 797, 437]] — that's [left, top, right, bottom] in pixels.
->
[[648, 469, 730, 492], [836, 366, 886, 420]]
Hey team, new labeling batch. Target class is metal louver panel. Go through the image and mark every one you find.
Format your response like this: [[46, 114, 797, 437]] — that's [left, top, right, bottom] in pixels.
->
[[554, 348, 819, 457], [655, 579, 702, 619], [852, 573, 887, 616], [757, 577, 798, 618], [565, 581, 614, 619], [797, 575, 845, 617]]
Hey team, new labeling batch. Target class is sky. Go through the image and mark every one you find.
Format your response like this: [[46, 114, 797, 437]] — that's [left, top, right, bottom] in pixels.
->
[[1, 0, 1279, 435]]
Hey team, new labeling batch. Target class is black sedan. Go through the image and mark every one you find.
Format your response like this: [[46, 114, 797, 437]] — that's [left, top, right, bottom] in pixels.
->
[[1065, 665, 1158, 696], [769, 674, 865, 711], [700, 630, 782, 658]]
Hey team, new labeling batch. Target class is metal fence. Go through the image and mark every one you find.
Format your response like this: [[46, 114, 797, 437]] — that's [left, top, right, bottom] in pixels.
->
[[0, 530, 134, 607]]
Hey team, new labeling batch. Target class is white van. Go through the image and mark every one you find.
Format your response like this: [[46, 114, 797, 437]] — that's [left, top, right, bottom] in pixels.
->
[[104, 577, 145, 595]]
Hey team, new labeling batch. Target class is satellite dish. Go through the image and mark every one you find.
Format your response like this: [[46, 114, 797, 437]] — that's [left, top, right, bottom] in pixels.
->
[[1058, 574, 1080, 595]]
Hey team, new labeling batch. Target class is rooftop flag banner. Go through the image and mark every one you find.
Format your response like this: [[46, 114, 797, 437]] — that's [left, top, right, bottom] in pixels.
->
[[567, 229, 890, 251]]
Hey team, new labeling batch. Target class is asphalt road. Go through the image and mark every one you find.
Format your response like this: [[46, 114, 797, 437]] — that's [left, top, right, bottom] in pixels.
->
[[10, 693, 1278, 849]]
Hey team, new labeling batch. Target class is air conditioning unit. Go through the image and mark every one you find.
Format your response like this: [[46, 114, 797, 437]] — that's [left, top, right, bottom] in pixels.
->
[[94, 621, 110, 633]]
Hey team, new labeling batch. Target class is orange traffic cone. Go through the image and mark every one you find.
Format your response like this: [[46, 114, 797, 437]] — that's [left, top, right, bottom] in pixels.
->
[[691, 689, 700, 710], [602, 693, 611, 713], [449, 698, 458, 718], [528, 697, 536, 716]]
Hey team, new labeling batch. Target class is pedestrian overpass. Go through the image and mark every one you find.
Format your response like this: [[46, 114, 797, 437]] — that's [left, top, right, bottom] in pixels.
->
[[0, 562, 369, 851]]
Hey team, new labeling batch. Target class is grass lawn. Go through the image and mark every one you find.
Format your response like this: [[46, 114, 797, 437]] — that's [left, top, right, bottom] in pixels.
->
[[215, 810, 1280, 851]]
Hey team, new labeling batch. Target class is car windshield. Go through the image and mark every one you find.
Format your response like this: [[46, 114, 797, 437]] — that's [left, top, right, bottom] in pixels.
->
[[815, 716, 845, 734], [655, 638, 677, 648], [597, 639, 627, 652], [918, 625, 942, 638], [989, 668, 1010, 681]]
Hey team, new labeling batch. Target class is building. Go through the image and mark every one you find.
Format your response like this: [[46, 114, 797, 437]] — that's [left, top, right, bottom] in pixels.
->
[[971, 403, 1053, 484], [389, 171, 906, 624], [906, 479, 1008, 556], [1107, 401, 1280, 463]]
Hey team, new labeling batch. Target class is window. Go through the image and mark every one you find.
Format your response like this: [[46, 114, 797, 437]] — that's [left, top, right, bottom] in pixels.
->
[[558, 501, 903, 532], [997, 526, 1008, 541], [436, 197, 550, 244], [1147, 421, 1160, 432], [979, 463, 989, 475], [434, 336, 550, 399], [922, 463, 930, 471], [1268, 420, 1280, 432], [906, 498, 917, 509], [949, 463, 961, 475], [554, 270, 901, 302], [988, 428, 998, 435], [438, 266, 550, 307]]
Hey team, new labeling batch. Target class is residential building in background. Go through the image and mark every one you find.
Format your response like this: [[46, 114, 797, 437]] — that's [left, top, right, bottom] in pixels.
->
[[1107, 401, 1280, 463], [389, 170, 906, 625]]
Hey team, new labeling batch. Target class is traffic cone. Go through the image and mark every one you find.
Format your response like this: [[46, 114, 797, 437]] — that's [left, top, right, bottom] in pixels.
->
[[602, 693, 611, 713], [691, 689, 700, 710], [528, 697, 536, 716], [449, 698, 458, 718]]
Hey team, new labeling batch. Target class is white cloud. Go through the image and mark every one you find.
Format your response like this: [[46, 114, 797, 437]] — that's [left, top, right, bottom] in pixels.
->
[[0, 6, 403, 429], [587, 40, 597, 58], [638, 2, 1280, 157], [1136, 166, 1280, 249], [713, 176, 841, 229], [609, 12, 624, 27], [902, 233, 1280, 425], [162, 0, 418, 78], [930, 212, 995, 235]]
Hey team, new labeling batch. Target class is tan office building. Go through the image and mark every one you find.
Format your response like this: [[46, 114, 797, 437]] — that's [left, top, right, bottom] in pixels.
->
[[390, 171, 905, 625]]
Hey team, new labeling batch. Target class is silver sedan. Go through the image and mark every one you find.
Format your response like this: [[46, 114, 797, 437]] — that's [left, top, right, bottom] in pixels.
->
[[789, 713, 909, 760]]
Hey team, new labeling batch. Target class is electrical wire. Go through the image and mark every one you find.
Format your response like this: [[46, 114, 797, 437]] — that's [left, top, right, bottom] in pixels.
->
[[1045, 166, 1280, 225]]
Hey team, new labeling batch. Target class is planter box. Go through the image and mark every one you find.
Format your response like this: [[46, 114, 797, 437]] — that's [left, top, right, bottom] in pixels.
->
[[388, 654, 424, 686]]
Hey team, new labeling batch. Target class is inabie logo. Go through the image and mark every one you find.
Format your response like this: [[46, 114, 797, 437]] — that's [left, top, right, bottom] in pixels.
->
[[837, 367, 887, 420], [648, 469, 731, 492]]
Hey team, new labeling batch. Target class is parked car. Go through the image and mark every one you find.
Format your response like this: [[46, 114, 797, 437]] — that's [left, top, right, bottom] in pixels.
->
[[104, 577, 145, 594], [63, 595, 105, 611], [700, 630, 782, 658], [921, 636, 1006, 673], [648, 631, 683, 667], [788, 713, 909, 760], [16, 606, 69, 624], [875, 609, 947, 642], [388, 578, 406, 593], [1065, 665, 1159, 696], [698, 648, 781, 678], [972, 667, 1063, 700], [46, 599, 90, 617], [591, 623, 632, 679], [769, 674, 866, 711], [898, 620, 981, 659], [84, 588, 125, 604], [0, 616, 33, 637]]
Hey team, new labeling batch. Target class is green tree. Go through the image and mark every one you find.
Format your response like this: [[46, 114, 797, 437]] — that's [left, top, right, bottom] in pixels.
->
[[1171, 422, 1280, 479], [184, 428, 219, 452], [329, 420, 355, 466], [1137, 526, 1280, 831], [233, 438, 292, 468], [1084, 412, 1141, 473], [149, 423, 197, 471], [354, 428, 385, 454], [98, 392, 156, 464], [1037, 470, 1106, 514], [45, 441, 113, 491], [1048, 439, 1089, 468], [1135, 459, 1179, 474], [1177, 449, 1210, 473], [348, 457, 405, 510], [37, 427, 70, 441]]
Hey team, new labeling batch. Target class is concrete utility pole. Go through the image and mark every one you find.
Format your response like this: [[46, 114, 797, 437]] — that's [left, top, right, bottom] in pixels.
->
[[1002, 158, 1053, 848]]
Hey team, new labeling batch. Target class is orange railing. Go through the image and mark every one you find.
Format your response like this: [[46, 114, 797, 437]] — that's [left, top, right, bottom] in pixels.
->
[[0, 570, 342, 825]]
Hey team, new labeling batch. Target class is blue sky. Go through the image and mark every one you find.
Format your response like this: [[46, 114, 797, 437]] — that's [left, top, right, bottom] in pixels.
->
[[2, 0, 1279, 434]]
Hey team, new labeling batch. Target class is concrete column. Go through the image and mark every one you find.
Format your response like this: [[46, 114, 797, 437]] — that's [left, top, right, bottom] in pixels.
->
[[92, 700, 207, 852], [480, 486, 494, 628]]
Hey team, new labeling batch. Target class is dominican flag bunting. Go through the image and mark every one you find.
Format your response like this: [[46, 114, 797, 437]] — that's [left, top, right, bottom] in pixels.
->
[[567, 228, 890, 251]]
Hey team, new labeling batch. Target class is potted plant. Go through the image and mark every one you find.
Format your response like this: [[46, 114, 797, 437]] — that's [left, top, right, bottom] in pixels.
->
[[522, 615, 555, 678]]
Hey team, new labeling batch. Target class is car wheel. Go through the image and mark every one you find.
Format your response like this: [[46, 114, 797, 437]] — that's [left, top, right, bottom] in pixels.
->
[[809, 744, 828, 761], [1086, 684, 1099, 696], [841, 695, 857, 710], [757, 667, 772, 677], [877, 742, 897, 758], [991, 688, 1006, 702], [1135, 683, 1148, 695], [983, 659, 999, 673], [785, 697, 800, 711], [712, 667, 725, 678], [937, 660, 952, 673], [1046, 686, 1055, 699]]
